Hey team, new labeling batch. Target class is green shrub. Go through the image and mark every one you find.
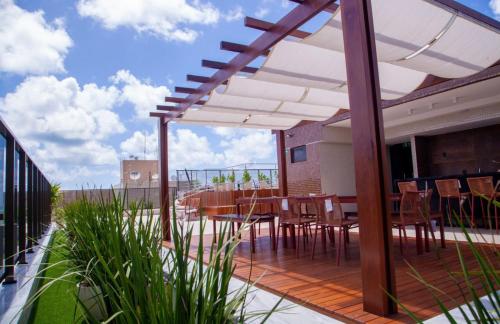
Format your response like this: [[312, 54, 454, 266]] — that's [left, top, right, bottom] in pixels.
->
[[242, 169, 251, 183], [58, 190, 282, 323]]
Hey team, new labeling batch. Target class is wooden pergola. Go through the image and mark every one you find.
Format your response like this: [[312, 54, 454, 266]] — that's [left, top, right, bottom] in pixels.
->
[[150, 0, 500, 316]]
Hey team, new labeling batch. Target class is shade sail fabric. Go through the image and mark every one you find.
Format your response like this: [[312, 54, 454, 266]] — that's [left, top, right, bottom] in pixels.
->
[[175, 0, 500, 130]]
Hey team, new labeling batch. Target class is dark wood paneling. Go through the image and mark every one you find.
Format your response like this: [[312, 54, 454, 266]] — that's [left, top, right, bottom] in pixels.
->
[[415, 125, 500, 177]]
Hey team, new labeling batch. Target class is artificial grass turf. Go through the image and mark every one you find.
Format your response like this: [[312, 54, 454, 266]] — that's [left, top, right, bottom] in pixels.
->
[[29, 231, 82, 323]]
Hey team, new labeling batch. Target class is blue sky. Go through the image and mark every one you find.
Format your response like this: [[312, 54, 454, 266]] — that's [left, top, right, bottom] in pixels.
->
[[0, 0, 498, 189]]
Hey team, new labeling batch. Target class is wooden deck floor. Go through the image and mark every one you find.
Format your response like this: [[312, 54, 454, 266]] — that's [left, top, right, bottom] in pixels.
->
[[164, 226, 498, 323]]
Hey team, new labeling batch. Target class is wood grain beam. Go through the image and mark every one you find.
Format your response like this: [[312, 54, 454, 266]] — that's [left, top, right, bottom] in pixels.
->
[[157, 105, 182, 112], [178, 0, 335, 110], [186, 74, 228, 85], [341, 0, 396, 315], [202, 59, 258, 74], [220, 41, 270, 56], [175, 86, 200, 94], [165, 97, 206, 105], [244, 17, 311, 39], [288, 0, 338, 13]]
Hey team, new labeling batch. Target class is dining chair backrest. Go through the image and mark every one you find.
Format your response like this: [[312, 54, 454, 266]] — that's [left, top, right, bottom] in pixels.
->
[[399, 191, 422, 225], [189, 198, 200, 209], [398, 181, 418, 193], [418, 189, 433, 220], [467, 176, 495, 197], [313, 195, 344, 226], [435, 179, 461, 198]]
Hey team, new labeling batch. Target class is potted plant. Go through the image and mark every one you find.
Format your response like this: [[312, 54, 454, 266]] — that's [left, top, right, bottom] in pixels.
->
[[242, 169, 252, 190], [258, 171, 269, 189], [227, 171, 236, 190], [212, 176, 220, 191], [219, 174, 227, 191]]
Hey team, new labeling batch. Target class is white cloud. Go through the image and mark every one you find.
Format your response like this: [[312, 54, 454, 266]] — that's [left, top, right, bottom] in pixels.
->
[[255, 7, 270, 19], [120, 129, 158, 160], [119, 126, 276, 172], [224, 6, 244, 22], [218, 129, 274, 166], [111, 70, 170, 120], [490, 0, 500, 18], [0, 69, 169, 187], [0, 0, 72, 75], [120, 128, 225, 172], [77, 0, 220, 43]]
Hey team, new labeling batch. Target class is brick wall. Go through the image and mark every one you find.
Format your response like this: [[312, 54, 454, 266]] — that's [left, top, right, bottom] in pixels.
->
[[288, 178, 322, 196]]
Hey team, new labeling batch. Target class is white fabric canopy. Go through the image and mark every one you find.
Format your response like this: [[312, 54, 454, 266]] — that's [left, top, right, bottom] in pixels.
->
[[177, 0, 500, 129]]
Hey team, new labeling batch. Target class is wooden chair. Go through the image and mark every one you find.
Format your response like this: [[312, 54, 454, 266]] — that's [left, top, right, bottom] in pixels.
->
[[467, 176, 499, 231], [419, 189, 446, 249], [311, 195, 358, 265], [392, 191, 429, 256], [435, 179, 470, 225], [184, 197, 200, 221], [274, 197, 314, 257], [397, 181, 417, 193]]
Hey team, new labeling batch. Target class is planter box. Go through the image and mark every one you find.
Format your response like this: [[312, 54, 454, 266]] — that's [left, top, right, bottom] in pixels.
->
[[77, 283, 107, 321]]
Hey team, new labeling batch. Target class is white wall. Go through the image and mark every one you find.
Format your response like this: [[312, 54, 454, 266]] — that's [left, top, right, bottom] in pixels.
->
[[319, 142, 356, 196], [319, 142, 357, 212]]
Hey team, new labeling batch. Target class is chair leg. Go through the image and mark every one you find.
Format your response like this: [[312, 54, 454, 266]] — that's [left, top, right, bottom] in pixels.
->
[[312, 225, 319, 260], [321, 226, 327, 252], [343, 227, 349, 259], [398, 226, 403, 255], [495, 201, 499, 234], [336, 226, 342, 266], [402, 226, 408, 256], [212, 220, 217, 244], [283, 224, 288, 248], [480, 199, 487, 229], [301, 224, 306, 250], [424, 223, 430, 252], [471, 195, 475, 226], [440, 217, 446, 248]]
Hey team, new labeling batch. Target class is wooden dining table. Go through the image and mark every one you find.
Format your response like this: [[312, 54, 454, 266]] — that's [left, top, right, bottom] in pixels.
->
[[337, 193, 430, 255], [207, 193, 431, 255], [208, 197, 278, 253]]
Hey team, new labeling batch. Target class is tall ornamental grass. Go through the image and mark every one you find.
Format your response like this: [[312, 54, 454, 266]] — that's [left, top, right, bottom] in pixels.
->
[[61, 191, 282, 323], [390, 195, 499, 323]]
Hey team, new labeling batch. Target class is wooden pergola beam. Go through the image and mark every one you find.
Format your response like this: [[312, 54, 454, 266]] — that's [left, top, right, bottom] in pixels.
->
[[202, 59, 258, 74], [177, 0, 336, 110], [175, 86, 200, 94], [150, 112, 177, 119], [288, 0, 338, 13], [157, 105, 181, 112], [158, 120, 171, 241], [165, 97, 206, 105], [341, 0, 396, 315], [187, 74, 228, 85], [187, 74, 211, 83], [244, 17, 311, 39], [220, 41, 270, 56]]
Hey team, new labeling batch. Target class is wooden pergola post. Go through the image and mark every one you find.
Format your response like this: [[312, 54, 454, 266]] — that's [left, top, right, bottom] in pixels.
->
[[159, 119, 171, 241], [275, 130, 288, 197], [341, 0, 397, 315]]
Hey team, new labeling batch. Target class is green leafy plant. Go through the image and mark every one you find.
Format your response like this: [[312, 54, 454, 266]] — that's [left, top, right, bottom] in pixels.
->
[[211, 176, 219, 185], [36, 190, 284, 323], [50, 183, 62, 206], [242, 169, 251, 183], [228, 171, 236, 183], [258, 172, 269, 182], [219, 174, 226, 184]]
